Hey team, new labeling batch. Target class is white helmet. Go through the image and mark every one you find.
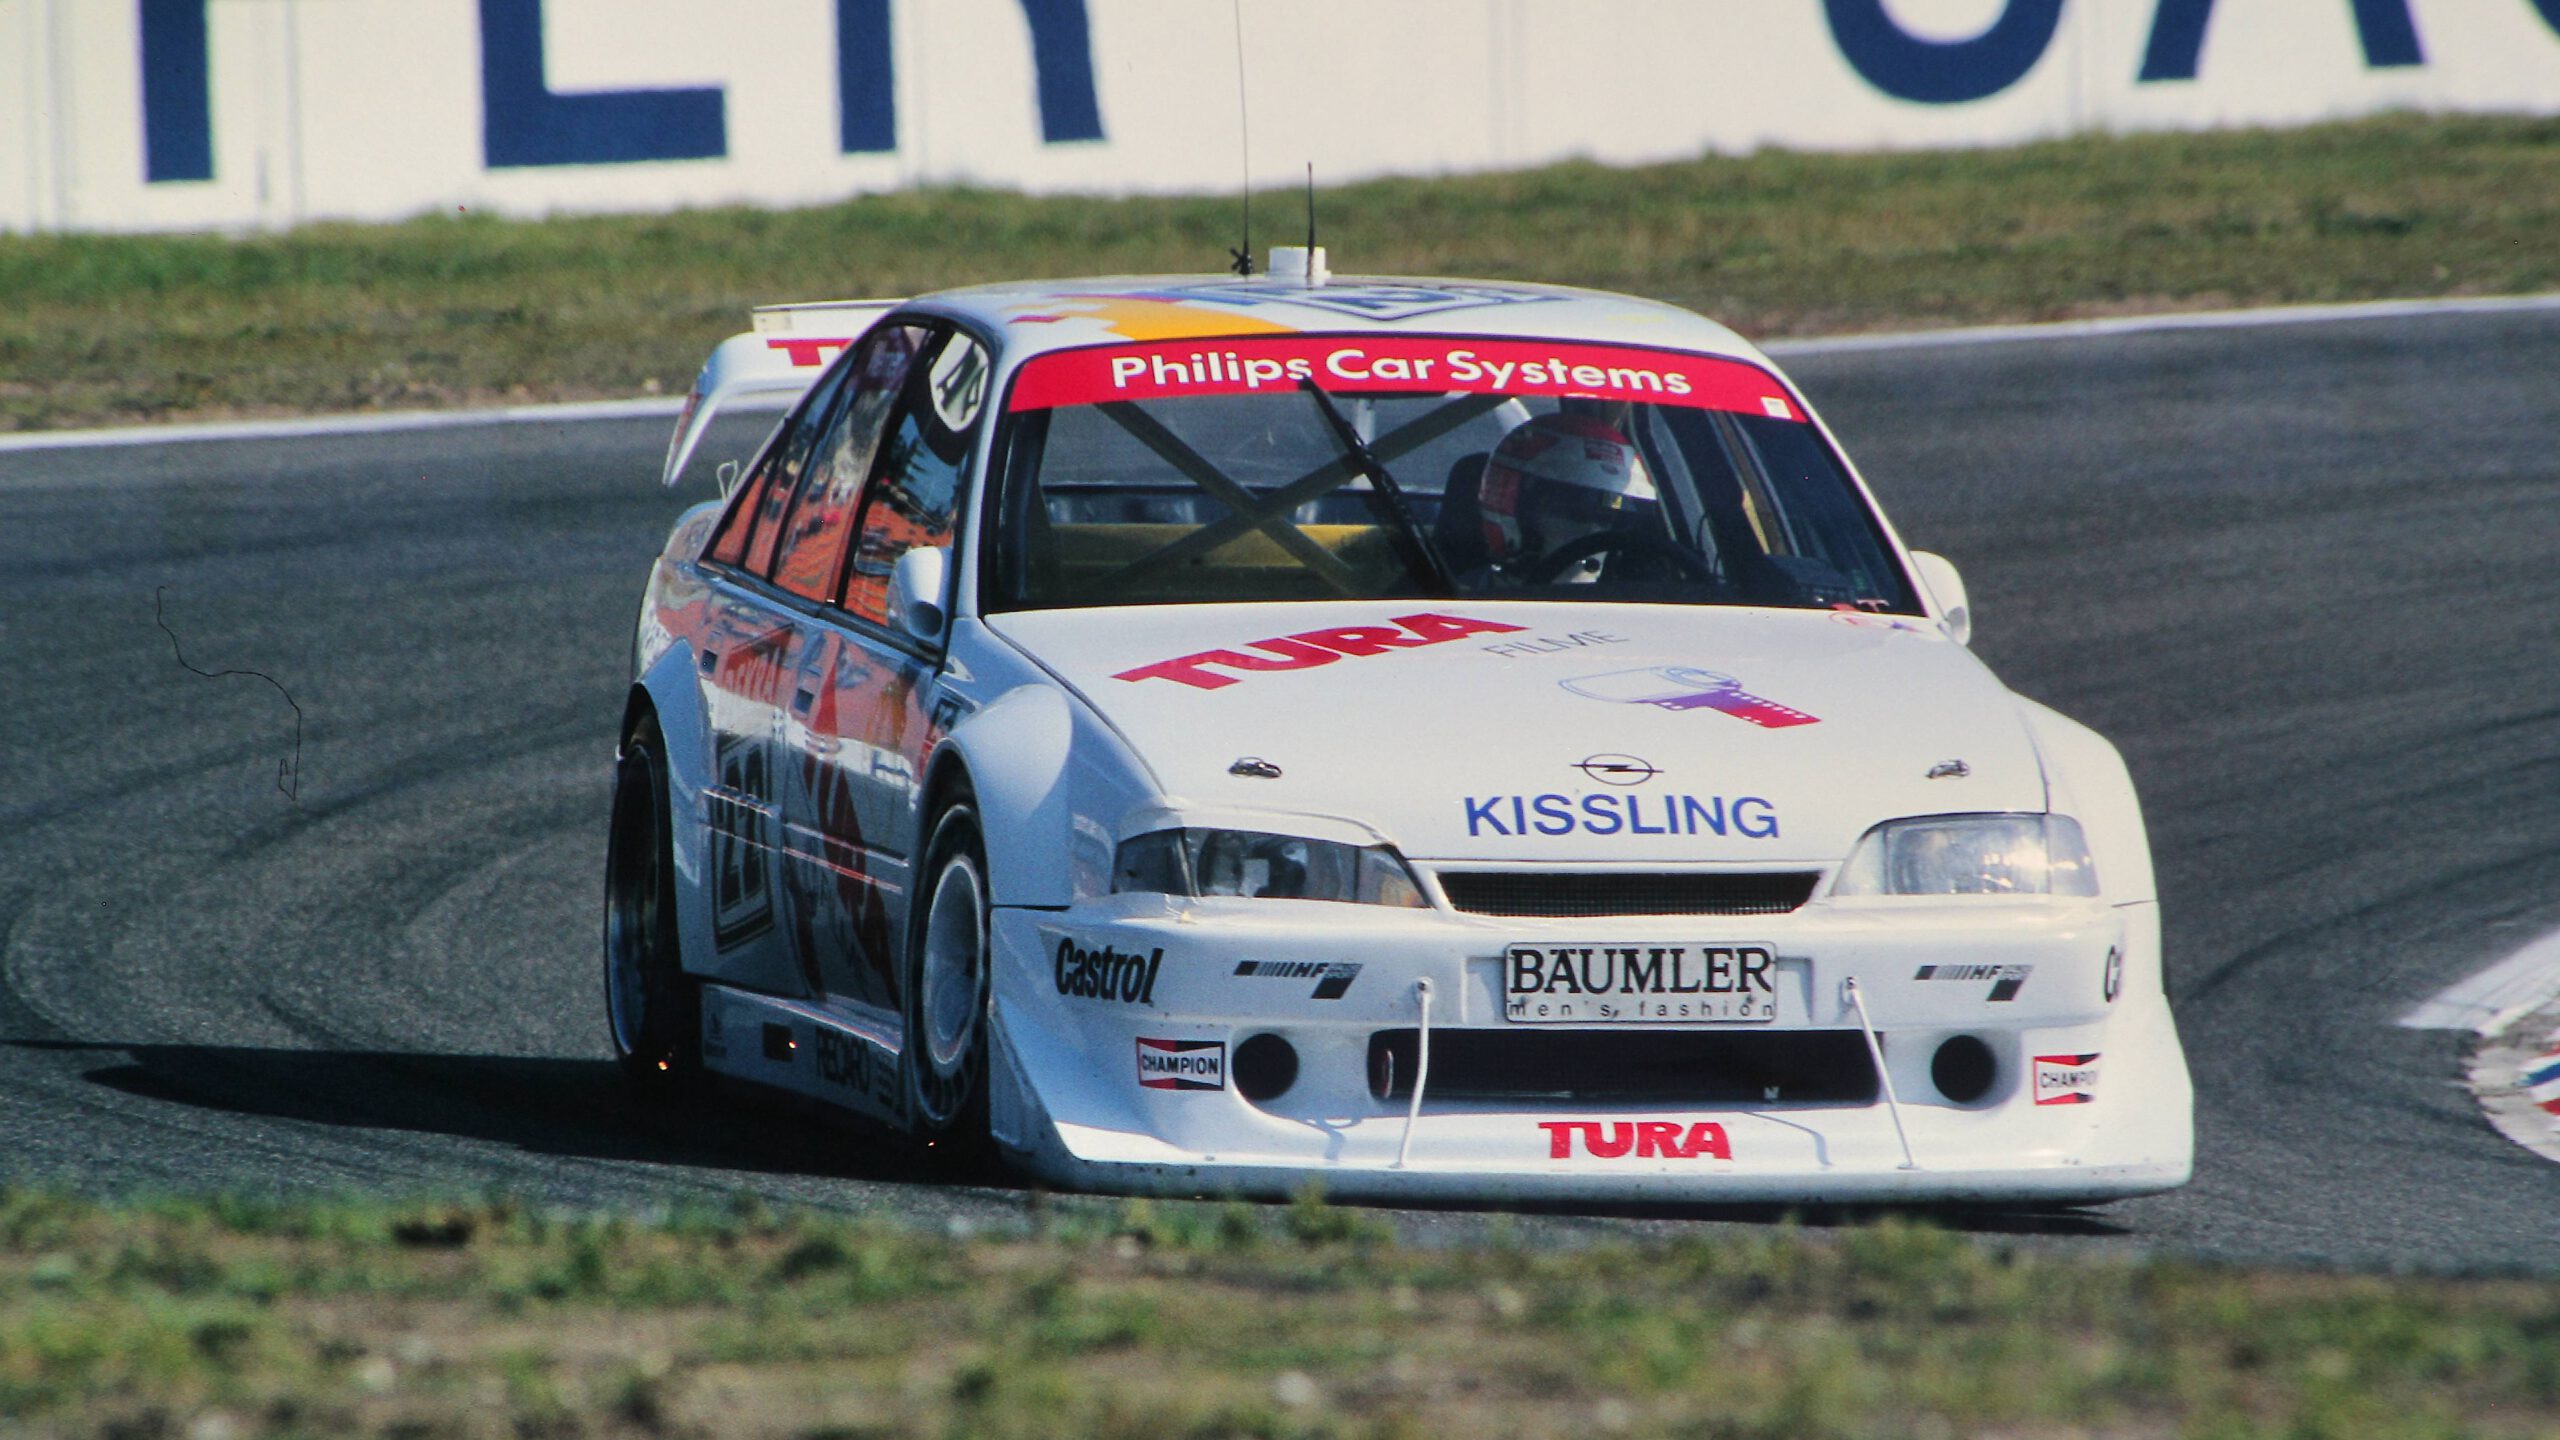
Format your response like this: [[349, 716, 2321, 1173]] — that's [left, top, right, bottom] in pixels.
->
[[1477, 412, 1659, 567]]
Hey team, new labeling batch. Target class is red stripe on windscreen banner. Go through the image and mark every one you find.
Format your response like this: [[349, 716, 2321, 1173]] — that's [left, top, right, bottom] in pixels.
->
[[1006, 334, 1805, 421]]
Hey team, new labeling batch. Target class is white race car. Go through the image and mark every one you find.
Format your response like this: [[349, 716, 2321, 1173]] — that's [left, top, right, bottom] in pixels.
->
[[606, 251, 2193, 1203]]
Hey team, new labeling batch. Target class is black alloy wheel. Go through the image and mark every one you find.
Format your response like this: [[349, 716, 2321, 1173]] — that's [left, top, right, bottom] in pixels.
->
[[903, 785, 994, 1161], [604, 725, 700, 1099]]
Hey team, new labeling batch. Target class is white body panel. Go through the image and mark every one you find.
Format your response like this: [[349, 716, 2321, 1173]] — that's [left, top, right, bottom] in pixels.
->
[[988, 600, 2049, 872]]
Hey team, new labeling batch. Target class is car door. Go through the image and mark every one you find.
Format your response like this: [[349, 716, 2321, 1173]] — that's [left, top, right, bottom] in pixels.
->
[[786, 325, 990, 1011], [685, 350, 863, 996], [764, 323, 937, 1007]]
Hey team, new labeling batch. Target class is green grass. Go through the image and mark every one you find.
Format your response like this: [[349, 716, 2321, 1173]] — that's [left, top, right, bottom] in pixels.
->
[[1, 113, 2554, 432], [4, 1186, 2559, 1438]]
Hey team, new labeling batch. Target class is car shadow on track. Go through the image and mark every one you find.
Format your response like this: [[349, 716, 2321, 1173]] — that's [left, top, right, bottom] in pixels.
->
[[1399, 1195, 2137, 1239], [16, 1038, 947, 1187], [20, 1039, 2138, 1239]]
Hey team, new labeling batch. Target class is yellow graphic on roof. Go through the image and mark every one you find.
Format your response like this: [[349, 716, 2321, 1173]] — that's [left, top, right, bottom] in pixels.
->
[[1005, 295, 1299, 342]]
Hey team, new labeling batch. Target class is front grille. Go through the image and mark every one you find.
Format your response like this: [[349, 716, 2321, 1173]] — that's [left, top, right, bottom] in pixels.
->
[[1435, 870, 1821, 917], [1366, 1028, 1876, 1105]]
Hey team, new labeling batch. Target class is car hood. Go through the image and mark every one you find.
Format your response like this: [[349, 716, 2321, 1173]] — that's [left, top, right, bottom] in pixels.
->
[[985, 601, 2048, 864]]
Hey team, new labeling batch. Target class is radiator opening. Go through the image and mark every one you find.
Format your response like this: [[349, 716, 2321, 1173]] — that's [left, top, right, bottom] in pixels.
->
[[1366, 1028, 1878, 1105]]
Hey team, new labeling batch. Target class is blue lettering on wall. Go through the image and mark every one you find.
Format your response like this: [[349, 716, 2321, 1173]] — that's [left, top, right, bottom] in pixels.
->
[[2350, 0, 2428, 65], [140, 0, 213, 183], [1821, 0, 2064, 105], [2534, 0, 2560, 39], [479, 0, 727, 168], [2140, 0, 2424, 80], [837, 0, 895, 154], [1017, 0, 1105, 142]]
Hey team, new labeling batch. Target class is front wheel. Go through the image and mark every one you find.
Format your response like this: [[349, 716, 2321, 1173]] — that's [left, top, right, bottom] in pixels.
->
[[903, 790, 992, 1159], [604, 725, 699, 1099]]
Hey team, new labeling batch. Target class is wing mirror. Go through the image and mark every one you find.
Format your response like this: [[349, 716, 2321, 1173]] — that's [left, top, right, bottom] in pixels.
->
[[1909, 551, 1972, 646], [887, 546, 950, 644]]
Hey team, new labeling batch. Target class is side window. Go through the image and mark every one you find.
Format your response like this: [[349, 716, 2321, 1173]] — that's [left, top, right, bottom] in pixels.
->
[[703, 465, 770, 568], [706, 361, 854, 571], [842, 331, 988, 626], [767, 325, 928, 601]]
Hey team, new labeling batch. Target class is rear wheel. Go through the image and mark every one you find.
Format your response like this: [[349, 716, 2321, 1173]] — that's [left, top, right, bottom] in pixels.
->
[[903, 788, 991, 1158], [604, 724, 699, 1099]]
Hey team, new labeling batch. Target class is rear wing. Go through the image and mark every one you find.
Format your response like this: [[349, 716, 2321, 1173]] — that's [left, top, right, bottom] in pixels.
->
[[660, 299, 901, 488]]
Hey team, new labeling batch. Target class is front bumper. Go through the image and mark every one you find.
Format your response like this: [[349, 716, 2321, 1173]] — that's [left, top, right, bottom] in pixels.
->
[[986, 894, 2193, 1204]]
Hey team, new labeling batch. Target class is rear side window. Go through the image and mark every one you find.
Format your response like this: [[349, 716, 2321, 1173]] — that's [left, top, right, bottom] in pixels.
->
[[842, 331, 988, 625], [767, 325, 927, 601], [704, 360, 853, 570]]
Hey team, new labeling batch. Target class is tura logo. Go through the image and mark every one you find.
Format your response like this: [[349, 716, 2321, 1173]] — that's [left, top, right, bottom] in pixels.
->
[[1541, 1120, 1732, 1160], [1462, 792, 1779, 840], [2034, 1053, 2101, 1105], [1055, 937, 1166, 1006], [1573, 754, 1660, 787], [1233, 959, 1361, 1000], [1113, 613, 1526, 691], [1561, 666, 1819, 729], [1136, 1037, 1227, 1091]]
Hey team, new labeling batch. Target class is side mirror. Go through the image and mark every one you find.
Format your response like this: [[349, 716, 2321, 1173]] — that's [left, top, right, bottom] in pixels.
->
[[886, 546, 950, 644], [1909, 551, 1972, 646]]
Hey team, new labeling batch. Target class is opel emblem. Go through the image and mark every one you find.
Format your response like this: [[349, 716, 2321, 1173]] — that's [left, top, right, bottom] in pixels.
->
[[1573, 754, 1661, 786]]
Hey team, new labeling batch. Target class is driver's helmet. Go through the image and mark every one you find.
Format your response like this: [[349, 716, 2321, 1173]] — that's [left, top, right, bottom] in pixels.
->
[[1477, 412, 1659, 572]]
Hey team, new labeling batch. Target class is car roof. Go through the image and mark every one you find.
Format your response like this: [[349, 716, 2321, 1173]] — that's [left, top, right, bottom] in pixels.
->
[[900, 272, 1773, 367]]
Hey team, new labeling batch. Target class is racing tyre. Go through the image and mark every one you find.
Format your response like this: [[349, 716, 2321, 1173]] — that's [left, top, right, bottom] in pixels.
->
[[604, 724, 700, 1100], [903, 788, 993, 1163]]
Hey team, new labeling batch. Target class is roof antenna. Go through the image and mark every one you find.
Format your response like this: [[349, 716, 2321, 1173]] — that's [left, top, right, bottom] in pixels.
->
[[1227, 0, 1253, 276], [1305, 161, 1316, 254]]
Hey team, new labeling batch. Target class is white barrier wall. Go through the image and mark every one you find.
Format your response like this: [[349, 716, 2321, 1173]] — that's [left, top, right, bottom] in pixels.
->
[[6, 0, 2558, 235]]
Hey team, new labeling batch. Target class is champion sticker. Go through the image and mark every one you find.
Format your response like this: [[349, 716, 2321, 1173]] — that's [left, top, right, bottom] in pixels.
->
[[1137, 1037, 1227, 1091], [2033, 1053, 2101, 1106]]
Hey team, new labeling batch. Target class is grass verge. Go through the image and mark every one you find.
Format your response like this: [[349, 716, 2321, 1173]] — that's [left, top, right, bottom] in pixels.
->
[[3, 1186, 2557, 1439], [0, 113, 2554, 432]]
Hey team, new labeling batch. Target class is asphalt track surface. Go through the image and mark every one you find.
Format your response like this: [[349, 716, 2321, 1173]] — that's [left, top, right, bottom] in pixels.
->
[[5, 306, 2557, 1272]]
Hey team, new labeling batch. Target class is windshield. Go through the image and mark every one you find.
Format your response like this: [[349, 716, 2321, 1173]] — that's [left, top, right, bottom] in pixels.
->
[[985, 334, 1921, 614]]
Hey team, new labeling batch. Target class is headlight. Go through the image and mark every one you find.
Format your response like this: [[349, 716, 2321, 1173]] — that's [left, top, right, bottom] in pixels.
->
[[1831, 814, 2099, 897], [1112, 828, 1427, 908]]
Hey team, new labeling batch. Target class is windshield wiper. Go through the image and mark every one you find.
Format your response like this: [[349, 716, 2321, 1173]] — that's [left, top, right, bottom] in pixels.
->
[[1298, 379, 1456, 597]]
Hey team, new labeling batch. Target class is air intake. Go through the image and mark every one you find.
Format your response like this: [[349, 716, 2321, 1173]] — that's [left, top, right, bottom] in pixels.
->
[[1435, 871, 1821, 918], [1367, 1028, 1876, 1105]]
